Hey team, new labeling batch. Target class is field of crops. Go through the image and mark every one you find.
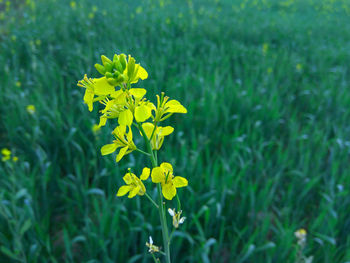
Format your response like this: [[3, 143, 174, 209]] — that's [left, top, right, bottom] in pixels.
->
[[1, 0, 350, 262]]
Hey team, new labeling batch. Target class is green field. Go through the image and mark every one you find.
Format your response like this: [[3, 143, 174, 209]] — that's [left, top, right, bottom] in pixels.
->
[[1, 0, 350, 262]]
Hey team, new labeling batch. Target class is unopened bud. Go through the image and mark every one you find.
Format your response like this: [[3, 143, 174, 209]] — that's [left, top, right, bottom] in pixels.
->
[[101, 55, 112, 66], [94, 63, 106, 75], [119, 54, 127, 70], [127, 56, 135, 79]]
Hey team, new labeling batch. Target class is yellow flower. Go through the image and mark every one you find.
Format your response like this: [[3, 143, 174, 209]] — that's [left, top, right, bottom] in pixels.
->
[[262, 43, 269, 55], [141, 122, 174, 150], [70, 1, 76, 9], [296, 63, 303, 71], [1, 148, 11, 162], [77, 75, 115, 111], [116, 168, 150, 198], [101, 125, 136, 162], [295, 228, 307, 245], [26, 104, 36, 114], [154, 93, 187, 122], [92, 124, 100, 134], [168, 208, 186, 228], [151, 162, 188, 200], [12, 156, 18, 162], [98, 88, 154, 127], [15, 81, 21, 87]]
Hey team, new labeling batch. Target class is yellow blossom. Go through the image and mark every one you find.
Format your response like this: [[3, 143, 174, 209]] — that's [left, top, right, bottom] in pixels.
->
[[12, 156, 18, 162], [141, 122, 174, 150], [77, 75, 115, 111], [116, 168, 150, 198], [26, 104, 36, 114], [92, 124, 100, 134], [154, 93, 187, 122], [70, 1, 76, 9], [151, 162, 188, 200], [1, 148, 11, 162], [15, 81, 21, 87], [101, 125, 136, 162], [296, 63, 303, 71]]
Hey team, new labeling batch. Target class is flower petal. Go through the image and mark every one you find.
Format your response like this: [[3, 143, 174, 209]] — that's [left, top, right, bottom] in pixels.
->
[[118, 109, 133, 126], [128, 185, 140, 198], [116, 185, 131, 196], [162, 183, 176, 200], [129, 88, 146, 98], [151, 167, 165, 183], [101, 143, 118, 155], [123, 173, 133, 184], [165, 100, 187, 113], [137, 65, 148, 80], [93, 77, 115, 95], [160, 162, 173, 173], [83, 89, 94, 112], [116, 146, 129, 162], [158, 126, 174, 136], [141, 122, 154, 139], [173, 176, 188, 188], [140, 167, 150, 180], [135, 105, 152, 122]]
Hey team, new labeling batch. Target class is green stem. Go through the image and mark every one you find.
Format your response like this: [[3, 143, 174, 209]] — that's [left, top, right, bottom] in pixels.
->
[[135, 148, 151, 156], [138, 122, 171, 263], [145, 192, 159, 209]]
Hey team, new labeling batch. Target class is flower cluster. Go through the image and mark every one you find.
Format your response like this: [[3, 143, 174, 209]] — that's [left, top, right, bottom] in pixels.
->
[[78, 53, 188, 261], [78, 53, 188, 200]]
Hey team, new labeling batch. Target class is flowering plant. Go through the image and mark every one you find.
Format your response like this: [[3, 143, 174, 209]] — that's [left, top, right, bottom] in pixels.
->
[[78, 53, 188, 263]]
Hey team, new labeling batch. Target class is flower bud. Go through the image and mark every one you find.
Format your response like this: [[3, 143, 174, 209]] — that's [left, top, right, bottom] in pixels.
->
[[101, 55, 112, 67], [105, 72, 113, 79], [127, 56, 135, 79], [94, 63, 106, 75], [107, 78, 118, 86], [119, 54, 127, 70], [114, 60, 123, 73]]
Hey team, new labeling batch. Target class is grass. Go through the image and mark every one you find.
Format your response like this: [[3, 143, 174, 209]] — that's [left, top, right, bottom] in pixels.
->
[[1, 0, 350, 262]]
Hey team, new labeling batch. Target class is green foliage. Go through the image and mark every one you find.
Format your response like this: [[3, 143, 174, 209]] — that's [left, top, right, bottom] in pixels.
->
[[1, 0, 350, 262]]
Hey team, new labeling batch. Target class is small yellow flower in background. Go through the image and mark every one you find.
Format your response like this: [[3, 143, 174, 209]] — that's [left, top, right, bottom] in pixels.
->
[[26, 104, 36, 114], [11, 35, 17, 41], [116, 168, 150, 198], [151, 163, 188, 200], [262, 43, 269, 56], [296, 63, 303, 71], [166, 18, 171, 24], [146, 236, 160, 253], [92, 6, 98, 12], [88, 12, 94, 19], [101, 125, 136, 162], [295, 228, 307, 245], [12, 156, 18, 162], [92, 124, 100, 134], [35, 39, 41, 46], [70, 1, 76, 9], [267, 67, 273, 74], [168, 208, 186, 228], [15, 81, 21, 87], [1, 148, 11, 162], [141, 122, 174, 150]]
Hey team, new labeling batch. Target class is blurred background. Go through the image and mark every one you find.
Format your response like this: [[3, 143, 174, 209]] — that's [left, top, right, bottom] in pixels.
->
[[1, 0, 350, 262]]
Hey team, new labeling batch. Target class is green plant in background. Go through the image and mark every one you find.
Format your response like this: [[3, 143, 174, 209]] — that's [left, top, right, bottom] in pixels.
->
[[78, 53, 188, 263]]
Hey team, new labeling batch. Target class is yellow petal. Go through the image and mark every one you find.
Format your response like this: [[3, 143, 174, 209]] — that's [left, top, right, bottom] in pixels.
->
[[116, 185, 131, 196], [123, 173, 133, 184], [126, 126, 133, 142], [135, 105, 151, 122], [151, 167, 165, 183], [137, 65, 148, 80], [158, 126, 174, 136], [140, 167, 150, 180], [160, 162, 173, 173], [93, 77, 115, 95], [173, 176, 188, 188], [116, 146, 129, 162], [83, 89, 94, 112], [101, 143, 118, 155], [162, 183, 176, 200], [141, 122, 154, 139], [118, 109, 133, 126], [165, 100, 187, 113], [129, 88, 146, 98], [128, 185, 140, 198], [98, 116, 107, 127]]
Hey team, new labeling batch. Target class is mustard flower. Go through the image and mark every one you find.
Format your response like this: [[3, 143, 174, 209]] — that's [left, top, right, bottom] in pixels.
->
[[145, 236, 160, 253], [26, 104, 36, 114], [1, 148, 11, 162], [295, 228, 307, 246], [116, 168, 150, 198], [77, 75, 115, 111], [151, 163, 188, 200], [101, 125, 136, 162], [168, 208, 186, 228], [154, 93, 187, 122], [141, 122, 174, 150]]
